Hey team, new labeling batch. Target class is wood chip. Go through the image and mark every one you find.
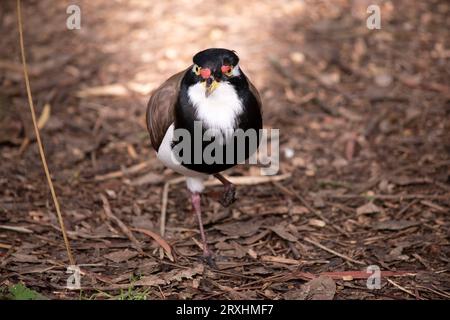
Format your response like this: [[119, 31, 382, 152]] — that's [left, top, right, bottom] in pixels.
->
[[375, 220, 419, 231], [308, 218, 326, 228], [261, 255, 300, 265], [291, 205, 309, 215], [248, 248, 258, 259]]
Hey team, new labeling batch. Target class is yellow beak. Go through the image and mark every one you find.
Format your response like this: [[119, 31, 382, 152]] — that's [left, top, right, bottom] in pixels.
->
[[205, 80, 219, 97]]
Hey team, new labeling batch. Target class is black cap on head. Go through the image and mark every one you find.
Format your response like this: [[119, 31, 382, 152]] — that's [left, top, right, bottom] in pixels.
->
[[193, 48, 239, 69]]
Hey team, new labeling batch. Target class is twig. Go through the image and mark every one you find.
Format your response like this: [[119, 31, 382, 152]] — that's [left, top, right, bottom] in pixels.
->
[[158, 176, 185, 260], [0, 243, 12, 250], [16, 0, 74, 265], [132, 228, 174, 262], [94, 160, 152, 181], [261, 255, 300, 265], [100, 194, 144, 255], [0, 245, 15, 266], [191, 237, 205, 251], [203, 173, 291, 187], [420, 200, 447, 212], [433, 180, 450, 192], [0, 225, 33, 234], [326, 194, 449, 200], [273, 182, 329, 222], [387, 278, 423, 300], [160, 181, 170, 237], [411, 253, 432, 270], [417, 285, 450, 299], [303, 237, 365, 266], [397, 199, 419, 218], [314, 270, 416, 280], [159, 176, 185, 237], [397, 75, 450, 99]]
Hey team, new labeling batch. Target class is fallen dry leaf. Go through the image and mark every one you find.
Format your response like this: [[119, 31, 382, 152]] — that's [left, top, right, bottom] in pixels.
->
[[242, 230, 270, 245], [133, 264, 204, 287], [215, 220, 261, 237], [134, 274, 166, 287], [291, 205, 309, 215], [230, 241, 247, 258], [132, 227, 174, 261], [11, 253, 40, 263], [269, 224, 297, 242], [104, 249, 138, 263], [166, 264, 204, 282], [356, 202, 382, 215], [284, 276, 336, 300]]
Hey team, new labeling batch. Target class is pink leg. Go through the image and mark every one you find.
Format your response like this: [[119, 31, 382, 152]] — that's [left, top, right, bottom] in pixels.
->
[[191, 192, 214, 264]]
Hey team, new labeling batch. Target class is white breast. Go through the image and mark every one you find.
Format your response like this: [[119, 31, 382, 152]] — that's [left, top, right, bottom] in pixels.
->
[[157, 123, 207, 176], [187, 82, 243, 136], [157, 124, 207, 193]]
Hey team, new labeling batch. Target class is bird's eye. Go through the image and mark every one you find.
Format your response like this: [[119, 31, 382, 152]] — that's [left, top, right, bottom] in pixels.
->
[[221, 65, 233, 76], [193, 65, 201, 75]]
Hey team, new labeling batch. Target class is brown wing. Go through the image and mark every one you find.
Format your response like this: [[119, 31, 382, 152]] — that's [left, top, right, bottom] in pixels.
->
[[146, 68, 188, 151]]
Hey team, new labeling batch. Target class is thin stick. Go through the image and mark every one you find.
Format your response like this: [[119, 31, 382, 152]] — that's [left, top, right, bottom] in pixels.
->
[[387, 279, 423, 300], [304, 237, 365, 266], [158, 176, 184, 260], [327, 194, 449, 200], [416, 285, 450, 299], [160, 176, 185, 237], [16, 0, 74, 265], [100, 194, 144, 255], [273, 181, 329, 222], [0, 225, 33, 234], [160, 182, 170, 237], [94, 160, 152, 181], [204, 173, 291, 187]]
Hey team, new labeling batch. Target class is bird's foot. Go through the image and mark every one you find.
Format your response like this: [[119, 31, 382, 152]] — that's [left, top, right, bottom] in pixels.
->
[[219, 184, 236, 207], [200, 249, 217, 268]]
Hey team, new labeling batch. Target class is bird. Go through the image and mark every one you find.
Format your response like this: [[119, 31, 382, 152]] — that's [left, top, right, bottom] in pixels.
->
[[146, 48, 262, 264]]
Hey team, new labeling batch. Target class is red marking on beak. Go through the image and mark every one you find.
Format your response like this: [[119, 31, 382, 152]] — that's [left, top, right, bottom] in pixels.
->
[[221, 65, 231, 73], [200, 68, 211, 79]]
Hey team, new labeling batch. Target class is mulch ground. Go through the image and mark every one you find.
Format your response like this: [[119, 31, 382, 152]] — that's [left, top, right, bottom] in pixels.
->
[[0, 0, 449, 299]]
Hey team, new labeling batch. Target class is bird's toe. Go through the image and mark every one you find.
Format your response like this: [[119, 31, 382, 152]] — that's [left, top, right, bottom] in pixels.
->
[[201, 251, 217, 268], [219, 185, 236, 207]]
